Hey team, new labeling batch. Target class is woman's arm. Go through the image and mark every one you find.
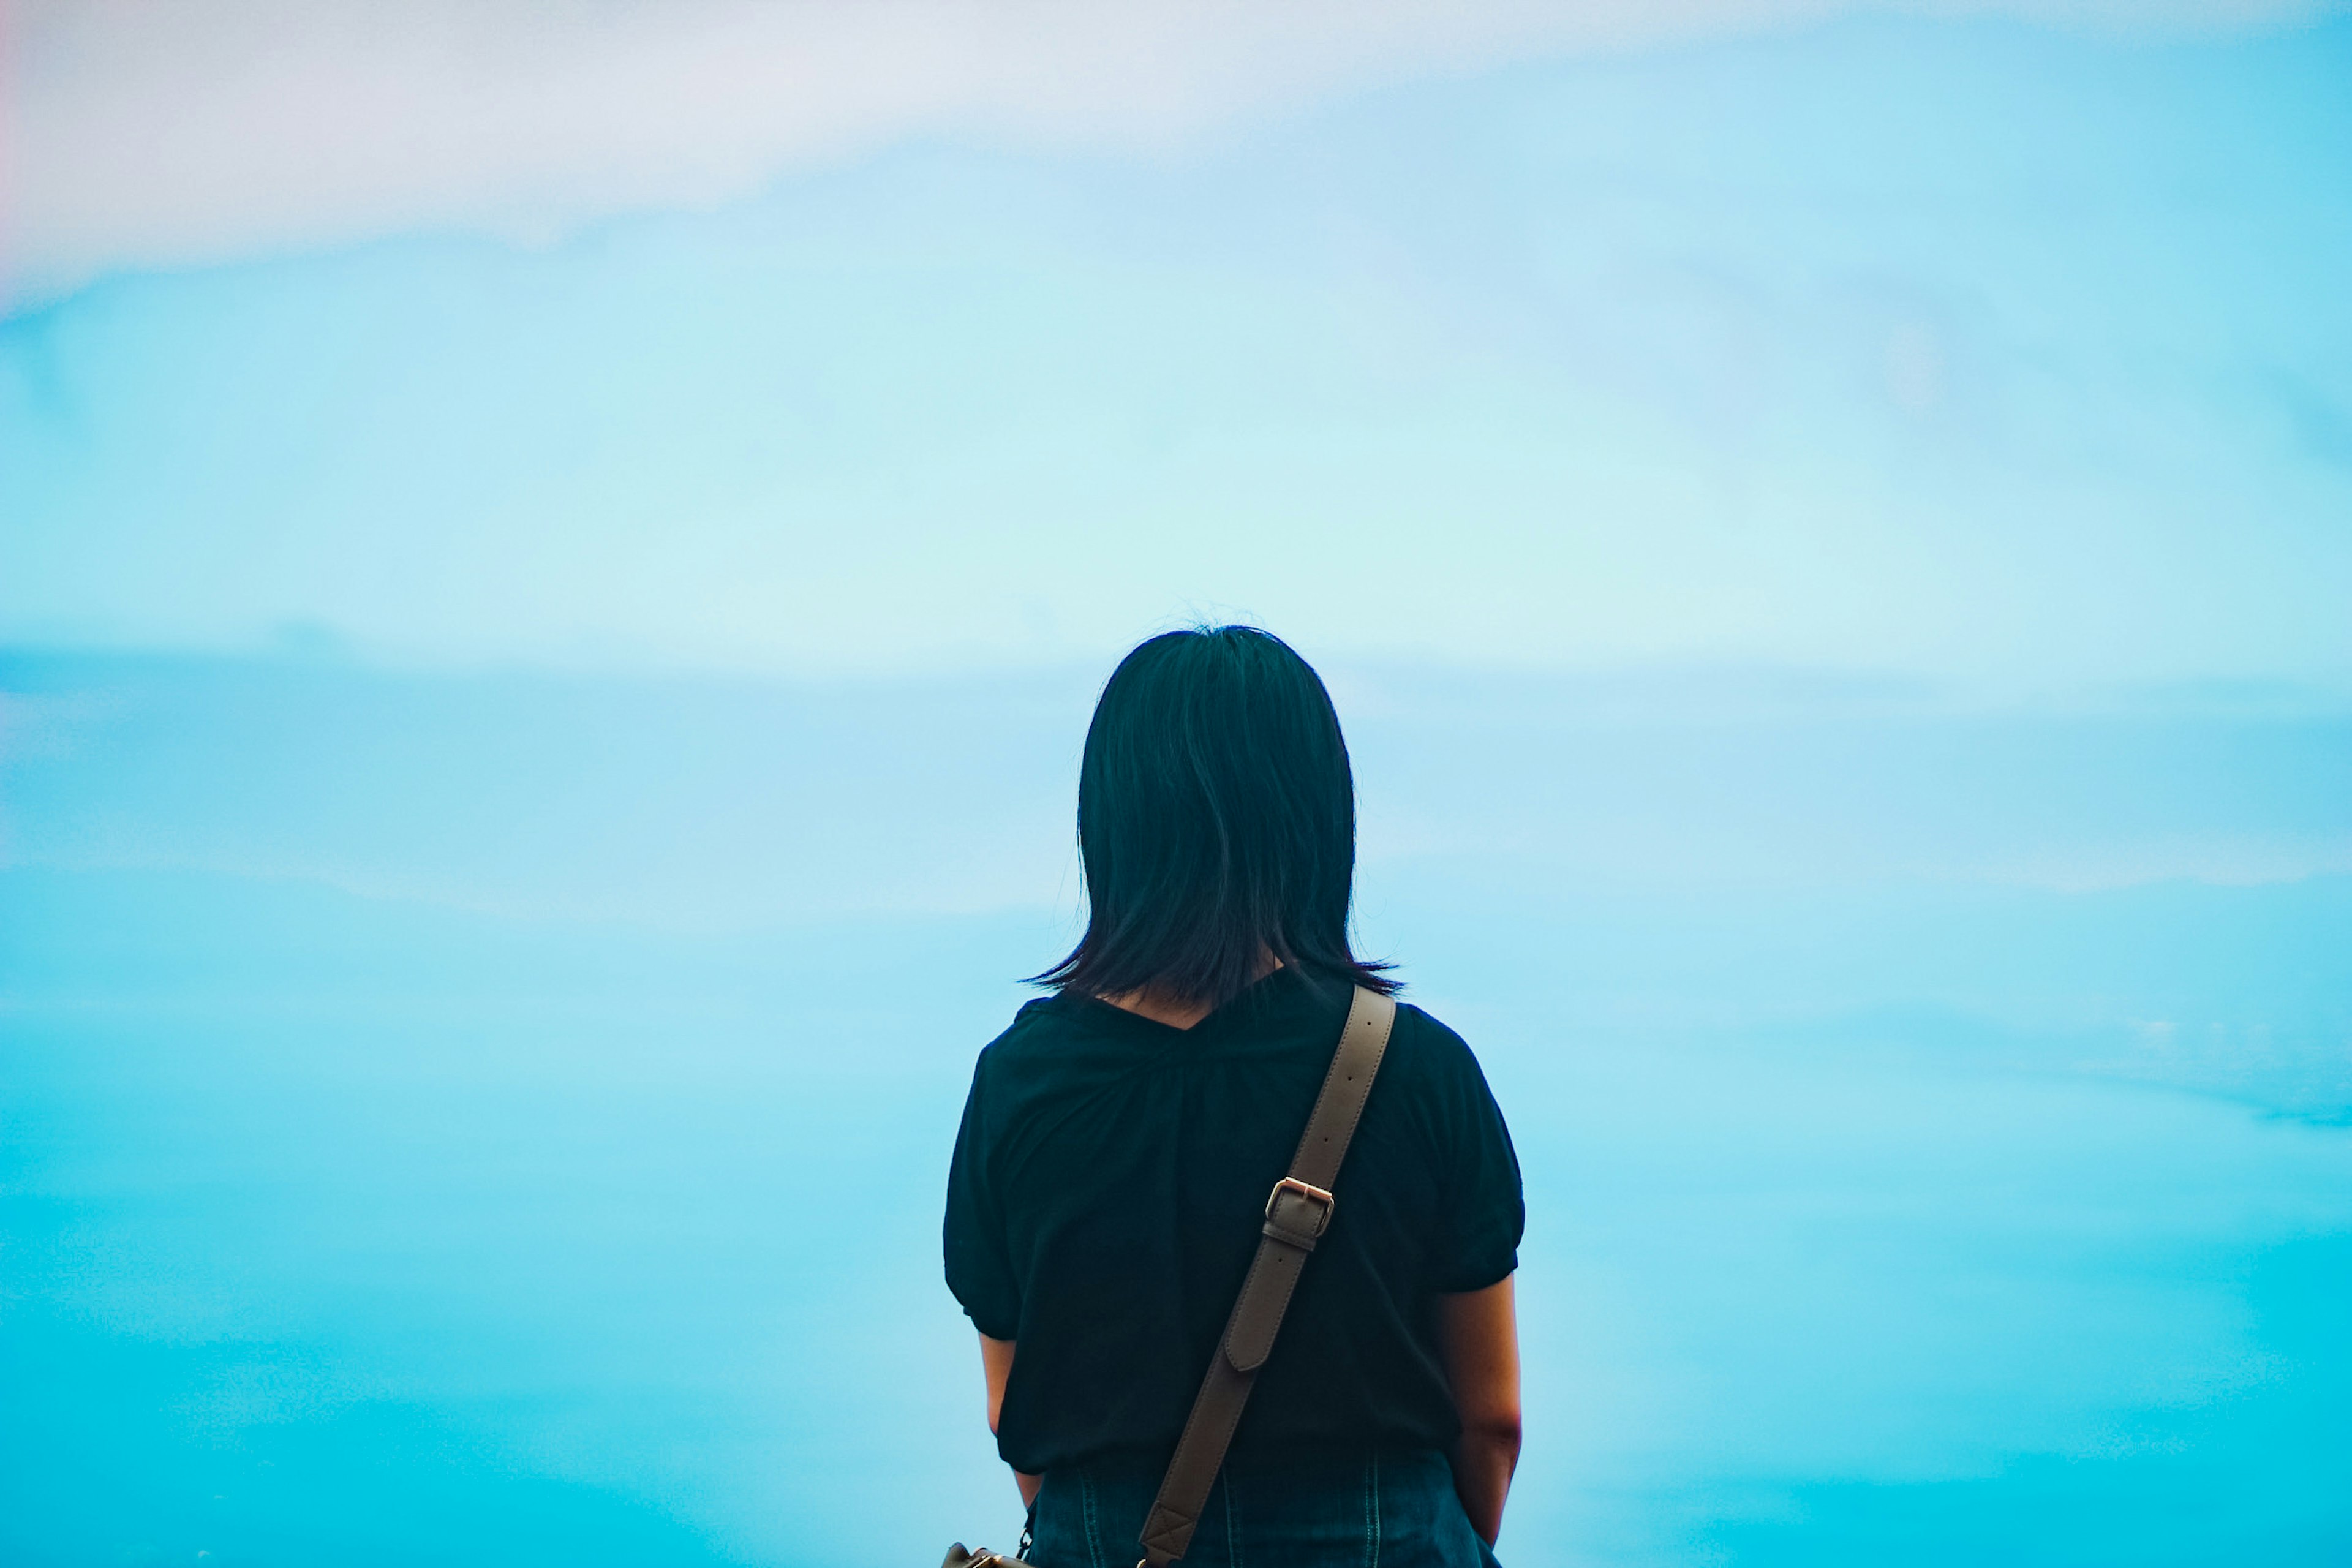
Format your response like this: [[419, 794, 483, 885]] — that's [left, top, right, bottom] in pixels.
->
[[1437, 1275, 1522, 1545], [978, 1333, 1044, 1508]]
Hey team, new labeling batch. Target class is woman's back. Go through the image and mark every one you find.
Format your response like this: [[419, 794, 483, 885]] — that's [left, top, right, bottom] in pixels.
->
[[946, 966, 1523, 1479]]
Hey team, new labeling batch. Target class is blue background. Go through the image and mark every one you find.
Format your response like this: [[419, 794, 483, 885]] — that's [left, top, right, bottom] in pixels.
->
[[4, 11, 2350, 1565]]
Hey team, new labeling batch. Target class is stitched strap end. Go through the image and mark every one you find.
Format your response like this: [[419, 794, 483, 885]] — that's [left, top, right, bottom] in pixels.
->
[[1139, 1504, 1196, 1565]]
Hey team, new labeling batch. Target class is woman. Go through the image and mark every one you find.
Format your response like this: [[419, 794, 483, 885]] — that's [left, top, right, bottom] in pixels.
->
[[945, 627, 1523, 1567]]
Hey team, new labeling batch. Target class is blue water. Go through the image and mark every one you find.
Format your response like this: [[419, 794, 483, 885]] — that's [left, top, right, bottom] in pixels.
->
[[3, 650, 2348, 1564]]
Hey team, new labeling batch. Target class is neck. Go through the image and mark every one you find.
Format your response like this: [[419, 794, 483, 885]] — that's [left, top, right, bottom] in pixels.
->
[[1101, 951, 1283, 1031]]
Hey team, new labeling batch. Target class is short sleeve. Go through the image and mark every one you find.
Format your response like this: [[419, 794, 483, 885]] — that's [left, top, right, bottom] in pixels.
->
[[1428, 1029, 1524, 1294], [943, 1057, 1022, 1340]]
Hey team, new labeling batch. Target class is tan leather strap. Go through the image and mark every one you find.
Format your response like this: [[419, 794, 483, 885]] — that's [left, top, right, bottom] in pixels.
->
[[1136, 984, 1398, 1567]]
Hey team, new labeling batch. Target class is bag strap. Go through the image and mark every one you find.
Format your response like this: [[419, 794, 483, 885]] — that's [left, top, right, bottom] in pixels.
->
[[1135, 984, 1398, 1567]]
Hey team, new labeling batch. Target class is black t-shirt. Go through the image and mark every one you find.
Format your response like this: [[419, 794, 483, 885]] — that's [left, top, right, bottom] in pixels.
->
[[943, 966, 1523, 1476]]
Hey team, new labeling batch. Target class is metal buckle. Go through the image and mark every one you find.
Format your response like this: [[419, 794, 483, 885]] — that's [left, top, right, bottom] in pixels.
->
[[1265, 1176, 1336, 1238]]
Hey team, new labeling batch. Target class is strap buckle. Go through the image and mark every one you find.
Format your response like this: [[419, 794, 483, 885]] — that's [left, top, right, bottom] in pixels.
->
[[1263, 1176, 1336, 1248]]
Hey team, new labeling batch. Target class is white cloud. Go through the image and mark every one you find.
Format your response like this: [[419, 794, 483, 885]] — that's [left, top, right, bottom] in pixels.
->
[[2, 0, 2328, 306]]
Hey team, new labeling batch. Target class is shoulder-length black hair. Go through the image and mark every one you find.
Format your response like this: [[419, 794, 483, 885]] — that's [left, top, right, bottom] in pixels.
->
[[1035, 625, 1395, 1008]]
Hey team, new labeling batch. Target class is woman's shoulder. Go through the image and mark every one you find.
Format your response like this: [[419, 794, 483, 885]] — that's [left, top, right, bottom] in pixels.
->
[[1378, 997, 1510, 1129], [971, 994, 1071, 1072], [968, 991, 1145, 1092], [1387, 997, 1482, 1076]]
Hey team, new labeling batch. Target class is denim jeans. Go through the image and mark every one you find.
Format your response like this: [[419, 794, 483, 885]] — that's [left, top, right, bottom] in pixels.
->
[[1026, 1447, 1502, 1568]]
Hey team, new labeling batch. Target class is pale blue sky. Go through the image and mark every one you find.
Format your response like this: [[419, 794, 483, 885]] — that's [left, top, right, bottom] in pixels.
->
[[5, 11, 2348, 690]]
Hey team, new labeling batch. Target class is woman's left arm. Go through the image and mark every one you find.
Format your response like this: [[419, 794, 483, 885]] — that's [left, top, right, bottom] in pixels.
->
[[1438, 1275, 1522, 1545], [978, 1333, 1043, 1507]]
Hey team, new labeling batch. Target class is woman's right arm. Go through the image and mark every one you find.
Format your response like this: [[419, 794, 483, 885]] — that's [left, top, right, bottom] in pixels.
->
[[978, 1333, 1043, 1508], [1437, 1275, 1522, 1545]]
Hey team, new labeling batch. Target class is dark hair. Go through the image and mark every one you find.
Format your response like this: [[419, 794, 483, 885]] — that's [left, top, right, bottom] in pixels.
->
[[1035, 625, 1395, 1008]]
